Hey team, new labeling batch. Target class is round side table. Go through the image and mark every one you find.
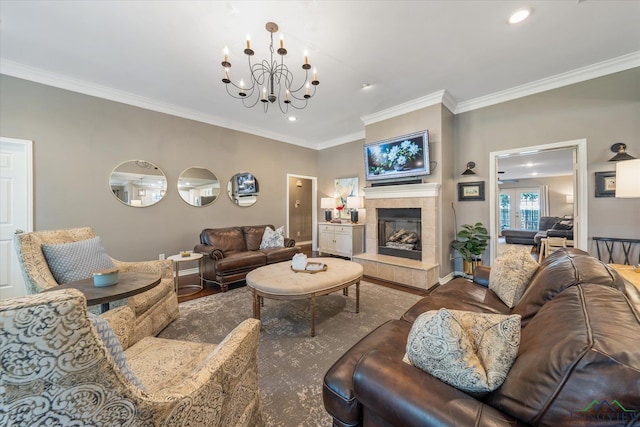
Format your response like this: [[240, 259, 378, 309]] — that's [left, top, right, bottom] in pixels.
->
[[168, 253, 204, 297]]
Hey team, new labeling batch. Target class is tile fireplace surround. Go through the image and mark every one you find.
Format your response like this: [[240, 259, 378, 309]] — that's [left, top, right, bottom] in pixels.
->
[[353, 183, 439, 290]]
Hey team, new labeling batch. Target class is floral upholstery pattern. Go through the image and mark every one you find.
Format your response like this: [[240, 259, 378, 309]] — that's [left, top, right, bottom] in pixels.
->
[[14, 227, 179, 347], [0, 289, 264, 426]]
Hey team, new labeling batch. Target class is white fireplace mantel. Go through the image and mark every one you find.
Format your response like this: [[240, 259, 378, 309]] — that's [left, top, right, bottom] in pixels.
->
[[363, 182, 439, 199]]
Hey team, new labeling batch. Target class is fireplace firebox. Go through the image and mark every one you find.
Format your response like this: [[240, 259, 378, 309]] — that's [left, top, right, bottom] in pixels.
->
[[377, 208, 422, 261]]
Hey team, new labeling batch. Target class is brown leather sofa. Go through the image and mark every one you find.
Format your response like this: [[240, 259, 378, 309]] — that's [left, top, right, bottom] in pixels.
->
[[323, 248, 640, 426], [194, 225, 300, 292]]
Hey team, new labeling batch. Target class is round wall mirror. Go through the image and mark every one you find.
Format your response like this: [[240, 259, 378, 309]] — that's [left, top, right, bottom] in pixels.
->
[[227, 172, 260, 207], [177, 167, 220, 207], [109, 160, 167, 207]]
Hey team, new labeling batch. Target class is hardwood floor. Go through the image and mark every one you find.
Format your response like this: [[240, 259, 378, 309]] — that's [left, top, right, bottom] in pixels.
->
[[177, 244, 430, 304]]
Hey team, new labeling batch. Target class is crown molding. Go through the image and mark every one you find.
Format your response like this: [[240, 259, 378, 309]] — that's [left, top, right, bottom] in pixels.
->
[[0, 59, 314, 149], [315, 130, 366, 150], [455, 51, 640, 114], [360, 90, 456, 126]]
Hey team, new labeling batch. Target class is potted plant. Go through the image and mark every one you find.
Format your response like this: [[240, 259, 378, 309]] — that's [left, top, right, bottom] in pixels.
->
[[451, 222, 490, 275]]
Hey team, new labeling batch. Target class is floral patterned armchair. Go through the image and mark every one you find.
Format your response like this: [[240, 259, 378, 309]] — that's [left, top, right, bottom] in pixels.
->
[[0, 289, 263, 426], [14, 227, 178, 346]]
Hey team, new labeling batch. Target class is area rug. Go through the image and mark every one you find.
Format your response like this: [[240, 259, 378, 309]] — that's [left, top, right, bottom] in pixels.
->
[[158, 281, 422, 426]]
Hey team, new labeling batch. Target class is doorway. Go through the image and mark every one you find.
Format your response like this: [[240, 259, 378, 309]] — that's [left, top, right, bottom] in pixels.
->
[[0, 137, 33, 298], [489, 139, 587, 263], [286, 174, 317, 250]]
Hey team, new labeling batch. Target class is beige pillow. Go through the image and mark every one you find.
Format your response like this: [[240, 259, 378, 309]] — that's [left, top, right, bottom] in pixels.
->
[[405, 308, 521, 393], [489, 246, 539, 308]]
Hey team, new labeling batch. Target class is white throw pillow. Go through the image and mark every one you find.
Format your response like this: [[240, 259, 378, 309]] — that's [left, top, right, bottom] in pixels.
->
[[405, 308, 521, 394], [489, 246, 539, 308], [259, 226, 285, 249]]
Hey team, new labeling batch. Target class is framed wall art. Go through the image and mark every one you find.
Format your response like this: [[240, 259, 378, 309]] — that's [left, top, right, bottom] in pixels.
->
[[334, 177, 358, 218], [595, 171, 616, 197], [458, 181, 485, 201]]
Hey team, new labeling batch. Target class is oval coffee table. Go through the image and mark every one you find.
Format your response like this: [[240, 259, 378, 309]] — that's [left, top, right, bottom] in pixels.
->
[[246, 257, 363, 337]]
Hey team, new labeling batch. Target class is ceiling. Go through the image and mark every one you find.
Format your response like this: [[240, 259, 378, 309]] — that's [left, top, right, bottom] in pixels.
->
[[1, 1, 639, 150], [497, 148, 574, 181]]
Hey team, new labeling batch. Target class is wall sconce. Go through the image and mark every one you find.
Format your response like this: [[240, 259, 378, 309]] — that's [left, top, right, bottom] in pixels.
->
[[461, 161, 476, 175], [615, 158, 640, 198], [321, 197, 336, 222], [296, 180, 303, 188], [608, 143, 636, 161], [565, 195, 574, 204], [347, 196, 365, 224]]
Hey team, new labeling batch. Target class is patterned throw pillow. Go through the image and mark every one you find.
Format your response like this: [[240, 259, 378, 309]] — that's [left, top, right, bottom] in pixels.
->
[[87, 313, 146, 390], [489, 246, 539, 308], [259, 226, 285, 249], [405, 308, 521, 393], [42, 236, 116, 284]]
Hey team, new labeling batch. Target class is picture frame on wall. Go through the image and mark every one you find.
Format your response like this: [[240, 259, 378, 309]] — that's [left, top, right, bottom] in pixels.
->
[[334, 177, 358, 219], [595, 171, 616, 197], [458, 181, 485, 201]]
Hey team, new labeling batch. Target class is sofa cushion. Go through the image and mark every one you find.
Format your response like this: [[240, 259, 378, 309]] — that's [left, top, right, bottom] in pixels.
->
[[215, 251, 266, 273], [403, 279, 511, 323], [42, 236, 116, 284], [244, 225, 271, 251], [404, 309, 520, 394], [88, 313, 145, 390], [551, 221, 573, 230], [486, 285, 640, 426], [260, 246, 301, 264], [489, 247, 539, 308], [513, 249, 626, 327], [201, 227, 247, 253], [259, 226, 285, 249]]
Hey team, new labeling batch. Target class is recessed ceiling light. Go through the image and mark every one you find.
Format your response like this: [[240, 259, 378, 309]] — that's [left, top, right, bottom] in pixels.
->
[[508, 8, 531, 24], [288, 116, 297, 122]]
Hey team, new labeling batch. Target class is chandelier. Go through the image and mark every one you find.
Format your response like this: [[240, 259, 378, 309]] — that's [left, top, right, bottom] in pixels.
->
[[221, 22, 319, 113]]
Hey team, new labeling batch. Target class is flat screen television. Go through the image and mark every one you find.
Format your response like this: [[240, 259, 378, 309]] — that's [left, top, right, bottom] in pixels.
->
[[235, 173, 259, 196], [364, 130, 430, 181]]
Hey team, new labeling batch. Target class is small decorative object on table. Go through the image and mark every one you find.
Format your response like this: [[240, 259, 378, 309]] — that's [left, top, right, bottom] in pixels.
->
[[291, 262, 327, 273], [291, 253, 308, 271], [93, 268, 119, 287], [180, 250, 191, 257]]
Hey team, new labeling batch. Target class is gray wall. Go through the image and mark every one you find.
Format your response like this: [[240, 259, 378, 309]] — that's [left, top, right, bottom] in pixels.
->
[[455, 68, 640, 259], [2, 67, 638, 268], [0, 75, 318, 261]]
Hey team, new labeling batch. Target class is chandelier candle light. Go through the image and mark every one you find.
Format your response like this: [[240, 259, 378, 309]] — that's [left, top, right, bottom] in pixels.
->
[[221, 22, 319, 113]]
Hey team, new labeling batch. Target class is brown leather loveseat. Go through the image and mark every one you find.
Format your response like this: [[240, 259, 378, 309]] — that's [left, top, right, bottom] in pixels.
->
[[323, 248, 640, 426], [195, 225, 300, 292]]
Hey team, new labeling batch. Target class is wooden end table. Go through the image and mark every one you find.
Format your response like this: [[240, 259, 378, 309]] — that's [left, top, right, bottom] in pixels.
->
[[45, 271, 161, 313]]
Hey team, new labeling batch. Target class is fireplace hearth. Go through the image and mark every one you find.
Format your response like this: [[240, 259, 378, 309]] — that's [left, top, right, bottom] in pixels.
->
[[378, 208, 422, 261]]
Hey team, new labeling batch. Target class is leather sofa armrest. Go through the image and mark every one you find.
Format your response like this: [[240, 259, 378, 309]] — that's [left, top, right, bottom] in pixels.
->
[[473, 265, 491, 287], [284, 237, 296, 248], [353, 350, 521, 427], [194, 244, 224, 260]]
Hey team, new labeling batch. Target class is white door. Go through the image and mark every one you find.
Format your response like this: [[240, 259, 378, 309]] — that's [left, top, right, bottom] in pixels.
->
[[0, 137, 33, 299], [499, 188, 540, 232]]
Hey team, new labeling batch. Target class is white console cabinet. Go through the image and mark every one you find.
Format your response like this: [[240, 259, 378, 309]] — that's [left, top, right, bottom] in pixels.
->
[[318, 223, 365, 258]]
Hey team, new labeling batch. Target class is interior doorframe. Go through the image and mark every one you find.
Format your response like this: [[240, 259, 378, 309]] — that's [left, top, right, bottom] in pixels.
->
[[489, 139, 587, 264], [286, 173, 318, 250]]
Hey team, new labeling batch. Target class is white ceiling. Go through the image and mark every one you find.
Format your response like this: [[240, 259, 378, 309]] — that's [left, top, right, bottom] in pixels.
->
[[1, 1, 639, 150], [497, 148, 574, 181]]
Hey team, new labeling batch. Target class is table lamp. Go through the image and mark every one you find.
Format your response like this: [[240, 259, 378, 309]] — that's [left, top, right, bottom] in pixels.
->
[[321, 197, 336, 222], [347, 196, 365, 224], [615, 159, 640, 198]]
